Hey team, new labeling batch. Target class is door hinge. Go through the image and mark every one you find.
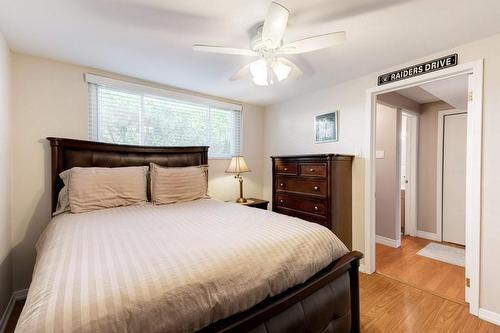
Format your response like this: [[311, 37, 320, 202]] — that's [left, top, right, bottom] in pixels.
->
[[468, 91, 473, 102], [466, 278, 470, 288]]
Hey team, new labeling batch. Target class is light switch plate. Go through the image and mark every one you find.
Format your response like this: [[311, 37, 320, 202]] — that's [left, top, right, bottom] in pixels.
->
[[376, 150, 385, 159]]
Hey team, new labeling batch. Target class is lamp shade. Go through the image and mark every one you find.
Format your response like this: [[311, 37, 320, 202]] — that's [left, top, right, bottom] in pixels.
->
[[225, 156, 250, 174]]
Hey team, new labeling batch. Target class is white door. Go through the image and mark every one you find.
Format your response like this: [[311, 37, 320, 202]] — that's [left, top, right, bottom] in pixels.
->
[[442, 113, 467, 245]]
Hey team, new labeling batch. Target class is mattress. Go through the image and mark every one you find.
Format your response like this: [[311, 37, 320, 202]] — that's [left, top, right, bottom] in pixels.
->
[[16, 199, 349, 333]]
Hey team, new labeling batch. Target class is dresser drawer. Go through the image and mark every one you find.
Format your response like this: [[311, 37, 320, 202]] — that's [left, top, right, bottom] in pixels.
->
[[299, 163, 327, 177], [276, 194, 327, 216], [275, 162, 298, 175], [276, 177, 327, 197], [274, 207, 328, 228]]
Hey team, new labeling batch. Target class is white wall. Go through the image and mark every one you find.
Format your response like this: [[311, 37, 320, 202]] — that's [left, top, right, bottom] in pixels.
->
[[375, 103, 399, 240], [10, 53, 264, 290], [0, 31, 12, 318], [263, 33, 500, 315]]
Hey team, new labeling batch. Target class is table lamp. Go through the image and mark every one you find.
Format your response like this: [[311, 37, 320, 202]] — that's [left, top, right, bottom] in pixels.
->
[[225, 156, 250, 203]]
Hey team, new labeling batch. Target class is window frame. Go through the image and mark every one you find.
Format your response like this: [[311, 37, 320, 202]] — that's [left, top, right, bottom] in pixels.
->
[[85, 73, 243, 159]]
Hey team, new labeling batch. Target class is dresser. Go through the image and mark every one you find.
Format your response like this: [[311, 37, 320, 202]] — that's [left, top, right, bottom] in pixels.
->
[[271, 154, 354, 249]]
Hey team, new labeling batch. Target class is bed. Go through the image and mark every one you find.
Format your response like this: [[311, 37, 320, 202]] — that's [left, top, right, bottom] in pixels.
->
[[16, 137, 363, 333]]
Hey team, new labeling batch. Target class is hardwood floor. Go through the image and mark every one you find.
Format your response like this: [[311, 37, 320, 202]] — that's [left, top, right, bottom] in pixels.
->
[[5, 274, 499, 332], [376, 235, 465, 304], [360, 273, 500, 332]]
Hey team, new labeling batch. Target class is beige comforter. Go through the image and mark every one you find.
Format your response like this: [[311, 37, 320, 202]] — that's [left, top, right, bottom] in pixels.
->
[[16, 199, 348, 333]]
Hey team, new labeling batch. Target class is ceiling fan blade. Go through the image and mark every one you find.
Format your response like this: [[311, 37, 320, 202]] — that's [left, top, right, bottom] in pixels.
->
[[261, 2, 289, 49], [278, 31, 346, 54], [276, 57, 303, 77], [193, 45, 257, 56], [229, 63, 251, 81]]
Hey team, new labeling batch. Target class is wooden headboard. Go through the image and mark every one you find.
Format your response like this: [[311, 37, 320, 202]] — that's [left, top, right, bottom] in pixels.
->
[[47, 137, 209, 213]]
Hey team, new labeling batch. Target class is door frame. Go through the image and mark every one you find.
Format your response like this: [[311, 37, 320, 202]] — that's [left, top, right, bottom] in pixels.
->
[[401, 110, 419, 237], [436, 109, 467, 243], [364, 59, 483, 315]]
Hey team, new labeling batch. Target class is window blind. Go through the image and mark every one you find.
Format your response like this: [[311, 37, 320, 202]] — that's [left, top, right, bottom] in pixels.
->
[[86, 74, 242, 158]]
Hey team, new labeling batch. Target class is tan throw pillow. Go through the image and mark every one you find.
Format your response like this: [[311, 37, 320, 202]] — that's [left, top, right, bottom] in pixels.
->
[[150, 163, 209, 205], [68, 166, 148, 213]]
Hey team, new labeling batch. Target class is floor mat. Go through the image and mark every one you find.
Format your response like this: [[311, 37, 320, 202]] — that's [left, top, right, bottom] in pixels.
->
[[417, 242, 465, 267]]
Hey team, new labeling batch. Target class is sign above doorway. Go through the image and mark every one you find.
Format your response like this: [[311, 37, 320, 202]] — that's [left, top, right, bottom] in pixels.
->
[[377, 54, 458, 86]]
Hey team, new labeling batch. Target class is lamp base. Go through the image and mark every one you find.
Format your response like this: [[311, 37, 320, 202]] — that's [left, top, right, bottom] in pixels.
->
[[236, 197, 247, 203]]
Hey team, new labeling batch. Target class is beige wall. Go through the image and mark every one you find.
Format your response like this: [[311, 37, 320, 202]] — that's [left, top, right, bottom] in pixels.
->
[[0, 32, 12, 318], [375, 103, 399, 240], [10, 53, 264, 290], [417, 101, 453, 233], [263, 33, 500, 314]]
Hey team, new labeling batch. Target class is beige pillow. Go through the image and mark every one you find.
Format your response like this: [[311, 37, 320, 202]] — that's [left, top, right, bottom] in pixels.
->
[[68, 166, 148, 213], [53, 169, 71, 216], [150, 163, 209, 205]]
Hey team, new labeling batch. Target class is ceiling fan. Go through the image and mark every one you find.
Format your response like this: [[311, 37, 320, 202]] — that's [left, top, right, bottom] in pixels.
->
[[193, 2, 346, 86]]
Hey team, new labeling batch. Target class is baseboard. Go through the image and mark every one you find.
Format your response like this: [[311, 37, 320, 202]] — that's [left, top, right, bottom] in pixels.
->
[[359, 263, 366, 274], [376, 235, 401, 248], [479, 308, 500, 326], [0, 289, 28, 333], [416, 230, 440, 241]]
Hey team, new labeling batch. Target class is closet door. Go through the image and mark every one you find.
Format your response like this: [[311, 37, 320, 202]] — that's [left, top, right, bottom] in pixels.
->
[[442, 113, 467, 246]]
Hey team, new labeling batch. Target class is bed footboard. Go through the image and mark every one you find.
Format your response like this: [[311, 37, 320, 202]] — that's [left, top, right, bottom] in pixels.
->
[[200, 251, 363, 333]]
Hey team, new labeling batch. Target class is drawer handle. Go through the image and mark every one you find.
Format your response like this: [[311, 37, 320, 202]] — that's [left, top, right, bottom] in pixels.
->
[[313, 186, 319, 191], [279, 199, 284, 204], [309, 168, 315, 172], [280, 183, 284, 187], [314, 206, 319, 211], [283, 167, 288, 171]]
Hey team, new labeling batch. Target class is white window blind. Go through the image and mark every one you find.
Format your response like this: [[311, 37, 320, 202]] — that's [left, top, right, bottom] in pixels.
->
[[86, 74, 242, 158]]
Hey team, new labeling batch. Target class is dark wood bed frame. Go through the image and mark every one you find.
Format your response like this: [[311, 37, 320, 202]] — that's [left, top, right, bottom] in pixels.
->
[[48, 137, 363, 333]]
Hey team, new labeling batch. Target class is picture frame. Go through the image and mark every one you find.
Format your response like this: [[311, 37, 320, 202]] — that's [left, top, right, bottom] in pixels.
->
[[315, 111, 338, 143]]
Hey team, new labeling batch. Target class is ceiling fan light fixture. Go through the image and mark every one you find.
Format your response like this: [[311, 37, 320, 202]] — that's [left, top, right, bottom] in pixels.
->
[[272, 60, 291, 81], [250, 59, 269, 86]]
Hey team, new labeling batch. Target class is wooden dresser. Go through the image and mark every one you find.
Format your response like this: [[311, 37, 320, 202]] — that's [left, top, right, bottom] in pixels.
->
[[271, 154, 354, 249]]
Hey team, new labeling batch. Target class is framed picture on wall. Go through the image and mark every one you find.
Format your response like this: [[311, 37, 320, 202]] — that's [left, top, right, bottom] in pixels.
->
[[315, 111, 338, 143]]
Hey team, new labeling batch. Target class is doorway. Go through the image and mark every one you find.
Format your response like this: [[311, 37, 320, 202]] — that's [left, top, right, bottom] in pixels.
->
[[400, 111, 418, 237], [365, 59, 483, 315], [375, 88, 468, 304]]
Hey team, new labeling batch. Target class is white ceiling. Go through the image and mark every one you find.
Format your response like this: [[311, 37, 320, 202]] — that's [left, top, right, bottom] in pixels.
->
[[1, 0, 500, 106], [396, 86, 441, 104], [395, 74, 468, 109], [420, 75, 469, 110]]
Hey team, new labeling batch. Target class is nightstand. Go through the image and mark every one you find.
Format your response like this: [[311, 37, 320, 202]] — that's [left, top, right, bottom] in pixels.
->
[[234, 198, 269, 210]]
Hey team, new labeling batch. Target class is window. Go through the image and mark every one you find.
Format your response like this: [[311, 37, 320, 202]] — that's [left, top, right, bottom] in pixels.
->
[[86, 74, 242, 158]]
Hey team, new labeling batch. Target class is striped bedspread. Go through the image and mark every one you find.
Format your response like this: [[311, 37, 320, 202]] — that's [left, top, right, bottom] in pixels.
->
[[16, 199, 348, 333]]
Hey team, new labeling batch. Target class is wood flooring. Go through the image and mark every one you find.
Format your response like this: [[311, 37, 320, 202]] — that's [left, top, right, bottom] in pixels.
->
[[360, 273, 500, 332], [5, 274, 499, 332], [376, 235, 465, 304]]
